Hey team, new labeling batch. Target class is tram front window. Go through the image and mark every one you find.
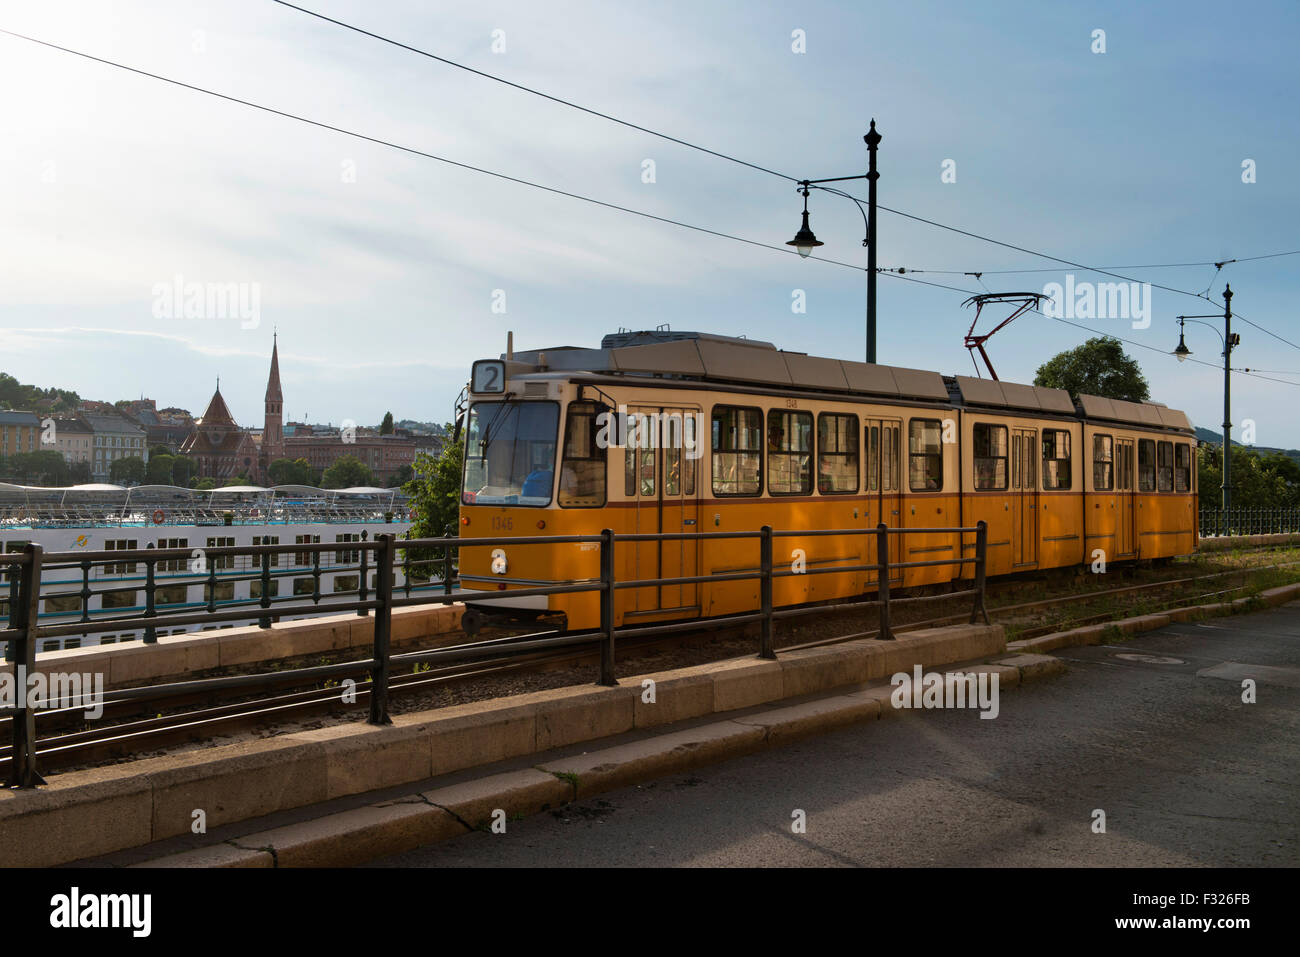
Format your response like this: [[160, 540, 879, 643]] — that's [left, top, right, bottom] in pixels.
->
[[462, 401, 560, 506]]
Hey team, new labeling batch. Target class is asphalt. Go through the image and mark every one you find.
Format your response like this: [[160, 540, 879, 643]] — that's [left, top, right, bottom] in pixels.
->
[[370, 603, 1300, 867]]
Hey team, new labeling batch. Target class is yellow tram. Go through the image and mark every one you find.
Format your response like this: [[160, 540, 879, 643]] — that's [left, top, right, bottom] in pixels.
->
[[456, 331, 1197, 633]]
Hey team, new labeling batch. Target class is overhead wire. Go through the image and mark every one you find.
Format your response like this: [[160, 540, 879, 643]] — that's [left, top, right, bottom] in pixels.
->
[[4, 25, 1297, 383]]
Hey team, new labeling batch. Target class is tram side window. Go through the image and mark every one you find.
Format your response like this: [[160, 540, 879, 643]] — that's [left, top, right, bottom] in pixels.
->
[[1042, 429, 1072, 490], [908, 419, 943, 492], [712, 406, 762, 496], [768, 409, 813, 495], [1138, 439, 1156, 491], [817, 413, 859, 493], [884, 424, 899, 491], [1157, 441, 1174, 492], [1175, 443, 1191, 492], [559, 402, 607, 508], [1093, 434, 1114, 491], [666, 414, 697, 497], [973, 424, 1008, 491], [645, 411, 697, 499]]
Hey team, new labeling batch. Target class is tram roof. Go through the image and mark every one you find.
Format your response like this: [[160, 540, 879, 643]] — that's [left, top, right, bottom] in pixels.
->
[[507, 333, 950, 401], [502, 330, 1193, 432]]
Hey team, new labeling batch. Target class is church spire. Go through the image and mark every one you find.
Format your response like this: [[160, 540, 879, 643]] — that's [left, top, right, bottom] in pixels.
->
[[265, 331, 283, 403]]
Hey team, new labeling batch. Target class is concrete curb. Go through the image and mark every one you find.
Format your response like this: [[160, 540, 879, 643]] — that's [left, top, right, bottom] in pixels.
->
[[2, 622, 1003, 867], [1, 603, 465, 691], [134, 652, 1062, 867], [1196, 532, 1300, 552], [1006, 582, 1300, 654]]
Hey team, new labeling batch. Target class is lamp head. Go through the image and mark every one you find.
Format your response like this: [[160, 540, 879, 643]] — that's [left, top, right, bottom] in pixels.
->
[[786, 209, 823, 258]]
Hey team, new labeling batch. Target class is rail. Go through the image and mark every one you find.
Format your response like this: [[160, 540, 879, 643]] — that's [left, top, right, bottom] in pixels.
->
[[0, 521, 988, 787], [1199, 508, 1300, 538]]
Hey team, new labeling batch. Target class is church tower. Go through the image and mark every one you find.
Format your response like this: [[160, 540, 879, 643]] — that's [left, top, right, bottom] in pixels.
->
[[262, 333, 285, 473]]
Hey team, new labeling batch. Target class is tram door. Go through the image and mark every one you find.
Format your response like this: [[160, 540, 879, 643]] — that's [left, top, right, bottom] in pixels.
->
[[865, 418, 903, 583], [623, 406, 700, 617], [1011, 428, 1039, 567], [1116, 439, 1137, 557]]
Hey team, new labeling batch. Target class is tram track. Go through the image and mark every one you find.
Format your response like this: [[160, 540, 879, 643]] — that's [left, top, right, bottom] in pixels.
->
[[5, 547, 1299, 776]]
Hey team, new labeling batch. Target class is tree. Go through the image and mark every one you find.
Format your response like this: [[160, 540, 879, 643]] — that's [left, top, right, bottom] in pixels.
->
[[0, 450, 68, 485], [1198, 443, 1300, 510], [149, 444, 173, 460], [402, 436, 463, 582], [403, 435, 463, 540], [69, 461, 92, 484], [221, 474, 252, 487], [389, 463, 415, 487], [146, 453, 176, 485], [379, 411, 394, 435], [0, 371, 79, 413], [268, 457, 317, 486], [110, 456, 146, 485], [320, 454, 374, 489], [171, 455, 196, 487], [192, 476, 217, 491], [1033, 337, 1150, 402]]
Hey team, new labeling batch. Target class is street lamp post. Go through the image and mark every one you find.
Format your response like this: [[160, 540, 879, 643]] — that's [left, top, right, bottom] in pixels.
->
[[1174, 284, 1238, 512], [786, 120, 881, 364]]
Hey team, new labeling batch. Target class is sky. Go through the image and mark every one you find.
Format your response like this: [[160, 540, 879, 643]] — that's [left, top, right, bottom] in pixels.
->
[[1, 0, 1297, 443]]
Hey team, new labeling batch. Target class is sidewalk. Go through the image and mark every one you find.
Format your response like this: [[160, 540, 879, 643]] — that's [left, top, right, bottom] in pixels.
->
[[89, 650, 1062, 868]]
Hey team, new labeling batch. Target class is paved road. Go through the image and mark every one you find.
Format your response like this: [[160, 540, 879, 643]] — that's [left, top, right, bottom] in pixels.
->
[[371, 605, 1300, 867]]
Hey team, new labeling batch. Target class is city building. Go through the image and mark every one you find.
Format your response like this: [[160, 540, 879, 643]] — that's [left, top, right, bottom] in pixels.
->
[[177, 336, 430, 485], [178, 384, 259, 482], [119, 399, 195, 451], [50, 415, 93, 470], [0, 410, 42, 460], [80, 412, 148, 482]]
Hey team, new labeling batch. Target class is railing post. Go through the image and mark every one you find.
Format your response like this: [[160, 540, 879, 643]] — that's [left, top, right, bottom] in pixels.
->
[[143, 553, 157, 644], [597, 528, 617, 686], [970, 520, 990, 625], [443, 524, 455, 596], [4, 569, 18, 663], [8, 543, 46, 788], [258, 550, 272, 629], [206, 553, 218, 614], [368, 533, 395, 725], [876, 522, 893, 641], [759, 525, 775, 660], [402, 530, 412, 600], [79, 559, 91, 626], [356, 535, 370, 617]]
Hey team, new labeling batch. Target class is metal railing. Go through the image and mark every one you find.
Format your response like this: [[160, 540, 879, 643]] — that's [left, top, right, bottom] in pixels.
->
[[1, 528, 456, 648], [0, 521, 987, 787], [1199, 508, 1300, 538], [0, 503, 413, 529]]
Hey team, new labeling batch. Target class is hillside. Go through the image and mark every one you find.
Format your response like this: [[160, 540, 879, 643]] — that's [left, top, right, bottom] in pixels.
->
[[0, 372, 80, 413], [1195, 426, 1300, 465]]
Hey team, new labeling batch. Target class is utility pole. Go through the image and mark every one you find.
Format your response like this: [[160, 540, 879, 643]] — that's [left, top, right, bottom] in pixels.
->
[[1222, 285, 1234, 512], [1174, 284, 1238, 512], [864, 121, 881, 364]]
